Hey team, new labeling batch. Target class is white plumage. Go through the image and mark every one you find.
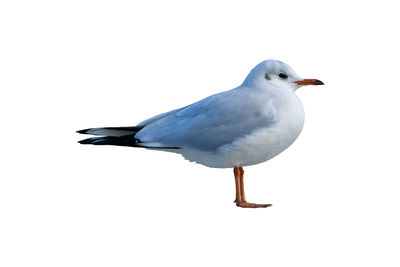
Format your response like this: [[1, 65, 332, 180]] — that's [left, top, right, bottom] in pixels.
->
[[134, 60, 306, 167], [78, 59, 323, 208]]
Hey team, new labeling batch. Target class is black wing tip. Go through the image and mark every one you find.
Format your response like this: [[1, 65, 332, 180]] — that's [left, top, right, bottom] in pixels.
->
[[76, 128, 91, 134], [77, 135, 137, 147], [78, 137, 114, 145], [78, 137, 96, 144], [76, 126, 145, 135]]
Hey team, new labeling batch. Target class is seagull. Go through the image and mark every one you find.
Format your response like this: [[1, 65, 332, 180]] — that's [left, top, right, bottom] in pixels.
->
[[77, 60, 324, 208]]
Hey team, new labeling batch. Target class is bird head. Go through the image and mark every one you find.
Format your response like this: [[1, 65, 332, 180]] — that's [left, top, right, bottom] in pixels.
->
[[242, 60, 324, 91]]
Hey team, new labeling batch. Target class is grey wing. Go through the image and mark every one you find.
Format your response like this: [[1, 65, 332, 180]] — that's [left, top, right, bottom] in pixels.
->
[[137, 107, 186, 126], [135, 89, 278, 150]]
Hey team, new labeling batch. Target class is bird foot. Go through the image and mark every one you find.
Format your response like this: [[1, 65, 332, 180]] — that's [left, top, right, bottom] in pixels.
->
[[235, 201, 272, 208]]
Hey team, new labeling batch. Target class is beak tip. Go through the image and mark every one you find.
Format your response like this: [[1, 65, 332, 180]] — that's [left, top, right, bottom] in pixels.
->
[[294, 79, 325, 86]]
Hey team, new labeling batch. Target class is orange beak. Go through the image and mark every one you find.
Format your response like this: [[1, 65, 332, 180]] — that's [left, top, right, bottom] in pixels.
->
[[294, 79, 324, 86]]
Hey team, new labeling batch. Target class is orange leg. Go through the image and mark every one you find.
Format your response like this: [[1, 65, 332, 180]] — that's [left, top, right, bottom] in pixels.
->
[[239, 167, 246, 202], [233, 166, 272, 208], [234, 167, 241, 204]]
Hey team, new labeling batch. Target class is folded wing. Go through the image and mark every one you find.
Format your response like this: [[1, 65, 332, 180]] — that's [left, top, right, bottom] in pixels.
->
[[135, 89, 278, 151]]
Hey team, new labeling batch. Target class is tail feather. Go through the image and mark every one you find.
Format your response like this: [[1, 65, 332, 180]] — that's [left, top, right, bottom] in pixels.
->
[[77, 125, 181, 149], [78, 135, 141, 147], [77, 126, 144, 137]]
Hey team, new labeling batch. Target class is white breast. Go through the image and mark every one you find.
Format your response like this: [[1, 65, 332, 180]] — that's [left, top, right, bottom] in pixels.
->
[[180, 91, 305, 168]]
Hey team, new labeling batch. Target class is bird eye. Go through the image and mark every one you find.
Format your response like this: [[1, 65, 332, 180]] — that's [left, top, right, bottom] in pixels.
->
[[279, 73, 288, 79]]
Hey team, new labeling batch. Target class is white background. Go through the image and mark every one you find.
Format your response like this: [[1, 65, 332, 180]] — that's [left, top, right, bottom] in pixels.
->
[[1, 1, 399, 266]]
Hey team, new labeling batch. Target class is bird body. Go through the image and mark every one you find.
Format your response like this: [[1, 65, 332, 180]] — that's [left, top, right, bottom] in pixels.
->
[[78, 60, 323, 208], [148, 85, 305, 168]]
